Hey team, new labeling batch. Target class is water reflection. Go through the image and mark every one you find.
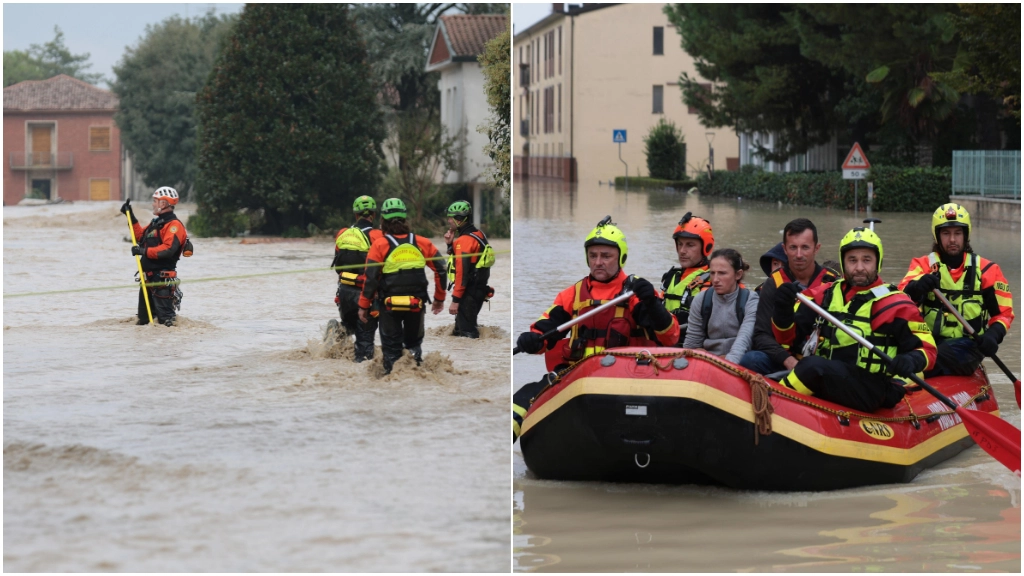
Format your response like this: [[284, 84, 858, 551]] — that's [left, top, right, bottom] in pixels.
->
[[512, 177, 1021, 572]]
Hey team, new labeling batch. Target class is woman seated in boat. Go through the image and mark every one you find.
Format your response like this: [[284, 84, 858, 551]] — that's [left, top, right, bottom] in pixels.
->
[[682, 249, 759, 364]]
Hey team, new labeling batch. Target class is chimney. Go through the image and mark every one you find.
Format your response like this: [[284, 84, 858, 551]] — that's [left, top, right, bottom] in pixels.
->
[[552, 3, 563, 13]]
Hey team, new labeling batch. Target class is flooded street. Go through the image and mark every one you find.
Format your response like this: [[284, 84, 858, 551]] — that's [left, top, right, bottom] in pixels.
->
[[3, 201, 511, 572], [512, 179, 1021, 572]]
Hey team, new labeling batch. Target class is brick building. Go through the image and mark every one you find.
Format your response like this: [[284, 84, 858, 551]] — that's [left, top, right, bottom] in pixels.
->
[[3, 75, 122, 205]]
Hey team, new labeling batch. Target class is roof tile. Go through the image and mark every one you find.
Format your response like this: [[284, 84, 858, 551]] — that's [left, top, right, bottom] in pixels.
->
[[441, 14, 507, 58], [3, 75, 118, 112]]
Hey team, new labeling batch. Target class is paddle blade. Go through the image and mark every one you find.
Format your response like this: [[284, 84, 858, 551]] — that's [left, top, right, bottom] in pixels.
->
[[1015, 379, 1021, 408], [958, 407, 1021, 476]]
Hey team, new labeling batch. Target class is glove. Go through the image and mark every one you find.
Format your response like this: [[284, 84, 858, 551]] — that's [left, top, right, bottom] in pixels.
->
[[516, 331, 545, 354], [890, 353, 920, 378], [119, 199, 131, 215], [978, 329, 1001, 356], [631, 277, 656, 302], [774, 282, 801, 311], [905, 273, 940, 300], [131, 245, 145, 257]]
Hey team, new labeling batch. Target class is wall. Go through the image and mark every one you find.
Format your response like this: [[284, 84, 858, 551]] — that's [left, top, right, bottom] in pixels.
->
[[438, 61, 492, 185], [3, 111, 121, 204], [949, 195, 1021, 231]]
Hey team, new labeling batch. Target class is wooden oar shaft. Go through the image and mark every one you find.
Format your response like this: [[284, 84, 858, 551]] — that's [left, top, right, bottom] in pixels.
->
[[513, 291, 634, 355]]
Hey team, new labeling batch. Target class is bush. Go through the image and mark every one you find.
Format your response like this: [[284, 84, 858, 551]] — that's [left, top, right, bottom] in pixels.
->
[[187, 208, 249, 238], [614, 176, 698, 190], [694, 165, 951, 211], [643, 119, 686, 180]]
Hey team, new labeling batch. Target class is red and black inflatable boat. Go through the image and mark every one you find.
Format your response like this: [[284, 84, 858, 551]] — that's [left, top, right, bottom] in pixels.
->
[[519, 347, 1001, 491]]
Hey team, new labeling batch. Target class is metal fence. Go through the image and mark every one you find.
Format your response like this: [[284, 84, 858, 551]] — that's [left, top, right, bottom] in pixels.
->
[[951, 150, 1020, 199]]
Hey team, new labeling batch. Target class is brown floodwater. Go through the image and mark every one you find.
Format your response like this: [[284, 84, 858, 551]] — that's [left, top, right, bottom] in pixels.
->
[[3, 201, 511, 571], [512, 178, 1020, 572]]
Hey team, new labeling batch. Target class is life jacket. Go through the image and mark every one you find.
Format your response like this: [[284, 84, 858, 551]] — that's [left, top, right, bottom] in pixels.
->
[[379, 233, 428, 297], [771, 265, 837, 290], [699, 286, 750, 341], [662, 266, 709, 340], [815, 281, 902, 375], [446, 230, 495, 290], [919, 252, 988, 339], [139, 212, 184, 272], [334, 225, 373, 287], [544, 276, 658, 371]]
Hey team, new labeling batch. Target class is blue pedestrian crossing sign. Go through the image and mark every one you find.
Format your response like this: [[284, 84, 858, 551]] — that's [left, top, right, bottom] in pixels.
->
[[613, 129, 627, 143]]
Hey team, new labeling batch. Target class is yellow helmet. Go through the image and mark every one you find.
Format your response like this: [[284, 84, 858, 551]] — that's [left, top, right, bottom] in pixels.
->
[[839, 227, 883, 275], [931, 203, 971, 244], [584, 216, 628, 268]]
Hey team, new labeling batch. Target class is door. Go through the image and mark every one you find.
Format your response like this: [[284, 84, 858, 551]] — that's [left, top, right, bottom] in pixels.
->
[[31, 126, 52, 166], [89, 178, 111, 201], [30, 179, 52, 200]]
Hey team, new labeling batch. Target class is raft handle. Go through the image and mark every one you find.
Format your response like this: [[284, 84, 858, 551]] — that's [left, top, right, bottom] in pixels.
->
[[837, 415, 850, 426], [635, 453, 651, 468], [925, 414, 942, 424]]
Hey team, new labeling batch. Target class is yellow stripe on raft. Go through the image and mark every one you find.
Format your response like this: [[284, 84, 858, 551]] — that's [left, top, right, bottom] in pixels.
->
[[521, 376, 994, 466]]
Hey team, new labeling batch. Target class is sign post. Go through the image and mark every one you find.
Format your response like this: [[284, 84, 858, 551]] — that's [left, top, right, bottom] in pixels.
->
[[613, 129, 628, 189], [842, 142, 871, 213]]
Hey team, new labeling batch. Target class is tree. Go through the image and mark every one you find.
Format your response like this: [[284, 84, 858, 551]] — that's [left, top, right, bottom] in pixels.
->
[[195, 4, 385, 236], [3, 26, 104, 86], [479, 9, 511, 195], [931, 3, 1021, 123], [665, 5, 848, 163], [112, 12, 238, 198], [644, 120, 686, 180]]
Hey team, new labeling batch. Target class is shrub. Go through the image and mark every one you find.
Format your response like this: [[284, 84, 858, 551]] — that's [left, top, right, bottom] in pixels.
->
[[643, 119, 686, 180]]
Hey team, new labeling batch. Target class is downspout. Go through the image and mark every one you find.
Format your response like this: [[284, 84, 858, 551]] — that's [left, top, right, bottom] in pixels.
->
[[570, 13, 574, 168]]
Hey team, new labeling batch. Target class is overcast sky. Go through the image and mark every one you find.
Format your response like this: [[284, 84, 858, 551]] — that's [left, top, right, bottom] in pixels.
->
[[512, 2, 555, 35], [3, 3, 245, 88]]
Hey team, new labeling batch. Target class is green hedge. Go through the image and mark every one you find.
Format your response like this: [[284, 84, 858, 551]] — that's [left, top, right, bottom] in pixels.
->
[[615, 176, 699, 190], [694, 165, 951, 211]]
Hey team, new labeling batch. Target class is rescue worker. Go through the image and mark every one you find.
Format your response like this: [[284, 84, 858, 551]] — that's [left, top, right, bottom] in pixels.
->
[[512, 217, 680, 442], [358, 198, 446, 375], [444, 200, 495, 339], [773, 228, 937, 413], [898, 203, 1014, 377], [331, 195, 384, 362], [660, 212, 714, 343], [740, 218, 838, 375], [120, 186, 189, 327]]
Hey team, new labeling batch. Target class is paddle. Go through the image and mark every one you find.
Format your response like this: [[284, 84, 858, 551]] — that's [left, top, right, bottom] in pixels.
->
[[796, 292, 1021, 475], [931, 288, 1021, 408], [513, 291, 634, 355], [125, 202, 154, 325]]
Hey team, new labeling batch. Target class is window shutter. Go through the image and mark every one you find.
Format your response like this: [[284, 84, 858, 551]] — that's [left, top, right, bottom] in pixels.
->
[[89, 127, 111, 151]]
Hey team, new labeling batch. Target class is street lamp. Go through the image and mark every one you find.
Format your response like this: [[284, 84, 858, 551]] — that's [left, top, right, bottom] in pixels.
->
[[705, 131, 715, 178]]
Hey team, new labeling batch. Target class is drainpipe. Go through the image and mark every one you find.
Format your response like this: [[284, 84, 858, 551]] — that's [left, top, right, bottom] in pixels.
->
[[570, 13, 574, 176]]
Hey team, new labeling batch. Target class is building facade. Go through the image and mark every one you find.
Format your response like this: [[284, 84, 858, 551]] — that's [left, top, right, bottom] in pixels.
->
[[513, 3, 739, 182], [739, 132, 838, 173], [3, 75, 122, 205], [426, 13, 507, 227]]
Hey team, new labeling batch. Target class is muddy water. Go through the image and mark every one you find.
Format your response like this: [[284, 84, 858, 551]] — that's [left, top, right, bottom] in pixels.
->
[[512, 179, 1021, 572], [3, 201, 510, 572]]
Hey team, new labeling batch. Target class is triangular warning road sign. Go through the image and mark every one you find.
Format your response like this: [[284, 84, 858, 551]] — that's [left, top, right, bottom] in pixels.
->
[[842, 142, 871, 170]]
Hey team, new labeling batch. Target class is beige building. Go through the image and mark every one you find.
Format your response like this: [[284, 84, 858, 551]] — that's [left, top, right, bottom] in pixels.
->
[[513, 3, 738, 183]]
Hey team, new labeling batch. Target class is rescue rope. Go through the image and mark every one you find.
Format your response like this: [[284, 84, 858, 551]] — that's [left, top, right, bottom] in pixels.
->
[[535, 347, 994, 445], [2, 249, 510, 299]]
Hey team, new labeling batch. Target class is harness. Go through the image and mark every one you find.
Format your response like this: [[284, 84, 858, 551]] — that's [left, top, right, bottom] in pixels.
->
[[700, 287, 750, 341], [920, 252, 989, 339], [662, 267, 709, 340], [554, 276, 657, 365], [816, 281, 902, 374], [446, 230, 495, 290], [335, 225, 374, 287], [379, 233, 428, 297], [139, 212, 183, 272]]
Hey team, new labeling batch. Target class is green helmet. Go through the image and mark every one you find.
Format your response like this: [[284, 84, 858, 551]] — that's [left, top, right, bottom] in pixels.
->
[[353, 195, 376, 214], [447, 200, 472, 220], [839, 227, 884, 275], [381, 197, 407, 220], [584, 216, 628, 268]]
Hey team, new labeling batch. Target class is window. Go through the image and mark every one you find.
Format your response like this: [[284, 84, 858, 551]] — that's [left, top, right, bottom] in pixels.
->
[[89, 178, 111, 201], [558, 84, 562, 133], [653, 26, 664, 55], [544, 86, 555, 133], [652, 85, 664, 114], [688, 83, 712, 114], [558, 26, 562, 75], [89, 127, 111, 151]]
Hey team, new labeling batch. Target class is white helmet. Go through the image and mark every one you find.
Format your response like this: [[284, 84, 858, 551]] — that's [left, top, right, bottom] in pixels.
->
[[153, 186, 179, 206]]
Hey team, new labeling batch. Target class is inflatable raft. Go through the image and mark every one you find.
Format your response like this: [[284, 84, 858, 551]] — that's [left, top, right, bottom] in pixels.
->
[[519, 347, 1001, 490]]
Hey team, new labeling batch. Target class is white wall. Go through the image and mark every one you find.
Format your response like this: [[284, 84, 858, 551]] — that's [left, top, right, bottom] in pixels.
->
[[437, 62, 494, 184]]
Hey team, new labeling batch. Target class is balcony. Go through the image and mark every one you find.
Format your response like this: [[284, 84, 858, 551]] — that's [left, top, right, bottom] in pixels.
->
[[9, 152, 74, 170], [519, 63, 530, 88]]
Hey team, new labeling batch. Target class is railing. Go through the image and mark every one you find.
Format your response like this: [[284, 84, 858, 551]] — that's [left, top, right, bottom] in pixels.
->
[[951, 150, 1020, 200], [9, 151, 74, 170], [519, 64, 530, 88]]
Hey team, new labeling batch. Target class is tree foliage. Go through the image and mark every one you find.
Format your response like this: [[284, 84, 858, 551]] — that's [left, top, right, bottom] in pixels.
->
[[194, 4, 385, 236], [643, 119, 686, 180], [479, 9, 511, 196], [3, 26, 104, 87], [112, 12, 237, 198]]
